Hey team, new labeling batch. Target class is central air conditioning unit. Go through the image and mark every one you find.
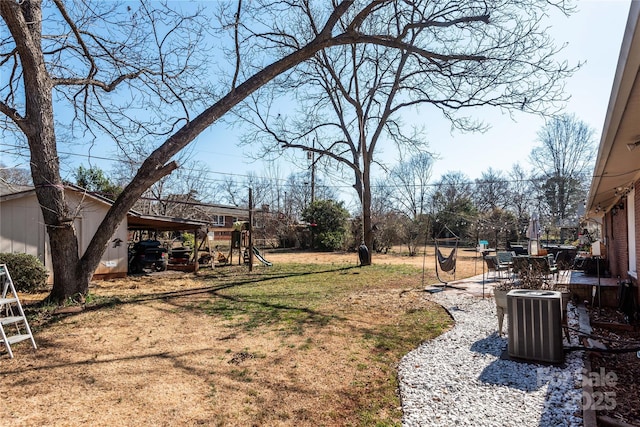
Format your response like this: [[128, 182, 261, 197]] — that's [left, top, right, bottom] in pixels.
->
[[507, 289, 564, 364]]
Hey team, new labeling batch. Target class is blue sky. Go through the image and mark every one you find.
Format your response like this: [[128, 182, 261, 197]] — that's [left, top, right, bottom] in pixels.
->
[[406, 0, 632, 181], [185, 0, 634, 188], [1, 0, 633, 204]]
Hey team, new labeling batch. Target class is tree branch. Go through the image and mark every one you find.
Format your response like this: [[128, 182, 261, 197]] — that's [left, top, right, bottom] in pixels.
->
[[0, 100, 29, 133], [399, 14, 491, 39], [52, 71, 147, 91], [52, 0, 97, 79], [282, 141, 359, 171], [332, 33, 488, 62], [232, 0, 243, 91]]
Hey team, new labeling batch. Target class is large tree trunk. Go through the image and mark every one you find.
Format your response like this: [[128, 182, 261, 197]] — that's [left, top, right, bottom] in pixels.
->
[[5, 1, 89, 301], [2, 1, 322, 303], [360, 168, 373, 266], [354, 146, 373, 266], [2, 1, 380, 301], [45, 227, 84, 301], [29, 128, 89, 300]]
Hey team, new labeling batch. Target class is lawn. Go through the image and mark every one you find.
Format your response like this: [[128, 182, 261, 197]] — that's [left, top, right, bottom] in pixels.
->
[[2, 249, 464, 426]]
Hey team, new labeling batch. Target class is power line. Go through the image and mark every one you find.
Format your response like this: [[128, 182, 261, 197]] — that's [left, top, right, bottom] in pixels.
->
[[0, 142, 601, 191]]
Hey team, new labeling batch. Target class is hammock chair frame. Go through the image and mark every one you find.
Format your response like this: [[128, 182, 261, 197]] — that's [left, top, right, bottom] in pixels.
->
[[434, 225, 460, 287]]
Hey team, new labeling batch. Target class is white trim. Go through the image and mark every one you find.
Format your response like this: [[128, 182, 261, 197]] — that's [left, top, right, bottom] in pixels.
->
[[211, 215, 225, 226], [628, 188, 637, 278]]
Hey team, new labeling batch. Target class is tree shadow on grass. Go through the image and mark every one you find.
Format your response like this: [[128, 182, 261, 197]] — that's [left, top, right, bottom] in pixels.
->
[[26, 265, 358, 331], [0, 339, 369, 425]]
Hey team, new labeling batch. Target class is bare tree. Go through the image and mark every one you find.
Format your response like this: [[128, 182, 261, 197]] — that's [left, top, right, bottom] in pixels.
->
[[1, 1, 212, 301], [0, 163, 32, 186], [146, 162, 217, 219], [369, 179, 402, 252], [282, 172, 338, 220], [389, 153, 435, 219], [1, 1, 576, 302], [431, 172, 477, 240], [387, 153, 435, 254], [214, 172, 270, 209], [215, 175, 245, 207], [529, 113, 596, 227], [239, 0, 577, 263], [371, 178, 397, 219], [506, 163, 536, 239], [473, 168, 510, 212]]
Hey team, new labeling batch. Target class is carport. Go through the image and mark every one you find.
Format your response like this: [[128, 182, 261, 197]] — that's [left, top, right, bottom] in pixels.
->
[[127, 212, 208, 272]]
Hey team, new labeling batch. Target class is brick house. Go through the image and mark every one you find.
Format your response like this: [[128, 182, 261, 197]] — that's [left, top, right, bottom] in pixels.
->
[[585, 3, 639, 297], [198, 204, 249, 243]]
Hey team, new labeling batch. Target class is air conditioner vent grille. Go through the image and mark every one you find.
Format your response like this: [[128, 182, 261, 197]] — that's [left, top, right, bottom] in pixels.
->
[[507, 289, 564, 364]]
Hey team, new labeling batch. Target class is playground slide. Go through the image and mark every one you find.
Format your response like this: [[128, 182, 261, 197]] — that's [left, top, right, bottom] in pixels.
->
[[252, 247, 273, 266]]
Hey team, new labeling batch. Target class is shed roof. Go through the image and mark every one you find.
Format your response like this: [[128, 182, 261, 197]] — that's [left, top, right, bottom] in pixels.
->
[[0, 182, 32, 197], [126, 212, 207, 231], [0, 184, 206, 231]]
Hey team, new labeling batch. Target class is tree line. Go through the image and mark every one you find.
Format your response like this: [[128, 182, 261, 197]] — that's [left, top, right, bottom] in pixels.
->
[[3, 111, 593, 254], [1, 1, 589, 302]]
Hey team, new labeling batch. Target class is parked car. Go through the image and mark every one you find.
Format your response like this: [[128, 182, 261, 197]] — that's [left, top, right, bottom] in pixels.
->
[[128, 240, 168, 273]]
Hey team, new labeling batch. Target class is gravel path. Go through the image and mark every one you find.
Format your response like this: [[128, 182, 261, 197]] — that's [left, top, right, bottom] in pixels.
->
[[398, 291, 585, 427]]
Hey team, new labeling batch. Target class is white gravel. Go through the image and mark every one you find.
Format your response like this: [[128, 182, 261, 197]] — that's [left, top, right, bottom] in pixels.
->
[[398, 291, 585, 427]]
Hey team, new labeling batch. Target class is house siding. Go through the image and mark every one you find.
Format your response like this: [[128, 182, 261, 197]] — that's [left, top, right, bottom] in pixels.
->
[[634, 178, 640, 283], [205, 215, 248, 243], [633, 179, 640, 306], [606, 202, 629, 279], [602, 178, 640, 280], [0, 193, 47, 262], [1, 189, 128, 283]]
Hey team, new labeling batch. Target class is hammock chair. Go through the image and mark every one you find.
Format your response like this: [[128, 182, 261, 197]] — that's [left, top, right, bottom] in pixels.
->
[[434, 226, 460, 286]]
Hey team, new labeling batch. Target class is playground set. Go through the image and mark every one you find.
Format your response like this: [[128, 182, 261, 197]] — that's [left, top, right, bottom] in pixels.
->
[[126, 225, 272, 274], [199, 228, 272, 268]]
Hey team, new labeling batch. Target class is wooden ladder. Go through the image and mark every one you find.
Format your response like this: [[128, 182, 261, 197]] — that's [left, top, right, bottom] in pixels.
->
[[0, 264, 37, 358]]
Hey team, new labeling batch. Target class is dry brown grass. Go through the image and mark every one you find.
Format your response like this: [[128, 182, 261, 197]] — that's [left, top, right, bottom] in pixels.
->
[[2, 246, 479, 426], [263, 245, 484, 278]]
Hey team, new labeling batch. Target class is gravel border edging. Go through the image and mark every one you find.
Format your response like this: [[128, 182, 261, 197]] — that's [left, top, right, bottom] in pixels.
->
[[398, 292, 584, 427]]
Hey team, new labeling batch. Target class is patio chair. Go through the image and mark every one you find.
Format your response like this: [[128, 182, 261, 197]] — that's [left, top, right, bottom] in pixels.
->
[[496, 251, 515, 278], [529, 256, 558, 285], [547, 254, 560, 282], [511, 256, 530, 282], [554, 250, 574, 281], [484, 255, 508, 280]]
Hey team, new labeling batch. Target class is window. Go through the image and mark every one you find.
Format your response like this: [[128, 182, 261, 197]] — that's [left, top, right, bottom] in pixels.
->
[[211, 215, 225, 226]]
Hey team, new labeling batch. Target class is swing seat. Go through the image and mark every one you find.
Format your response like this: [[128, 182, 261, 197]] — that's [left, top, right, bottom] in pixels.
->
[[436, 246, 457, 272], [434, 232, 459, 286]]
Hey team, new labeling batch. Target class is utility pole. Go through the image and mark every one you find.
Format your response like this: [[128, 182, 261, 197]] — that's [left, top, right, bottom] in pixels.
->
[[310, 137, 316, 204], [248, 187, 253, 272]]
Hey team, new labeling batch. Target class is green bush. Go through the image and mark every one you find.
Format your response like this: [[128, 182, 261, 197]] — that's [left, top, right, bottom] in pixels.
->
[[301, 200, 349, 251], [317, 231, 345, 251], [0, 253, 49, 293]]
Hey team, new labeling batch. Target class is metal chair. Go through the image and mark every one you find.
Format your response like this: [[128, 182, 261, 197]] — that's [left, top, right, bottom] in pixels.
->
[[511, 256, 530, 283], [496, 251, 515, 278], [485, 255, 508, 280], [547, 254, 560, 282], [529, 256, 557, 285], [554, 250, 574, 281]]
